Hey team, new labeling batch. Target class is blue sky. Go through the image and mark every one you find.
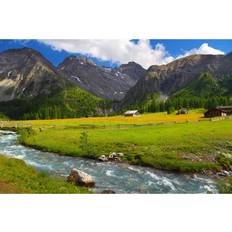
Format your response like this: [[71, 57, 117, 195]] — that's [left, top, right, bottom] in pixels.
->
[[0, 39, 232, 68], [144, 40, 232, 57]]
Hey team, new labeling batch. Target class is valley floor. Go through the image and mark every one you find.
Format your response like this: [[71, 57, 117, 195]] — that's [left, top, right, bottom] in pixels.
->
[[1, 110, 232, 193]]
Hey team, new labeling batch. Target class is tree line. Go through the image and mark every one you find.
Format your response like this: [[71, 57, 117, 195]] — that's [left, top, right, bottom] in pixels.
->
[[137, 96, 231, 114]]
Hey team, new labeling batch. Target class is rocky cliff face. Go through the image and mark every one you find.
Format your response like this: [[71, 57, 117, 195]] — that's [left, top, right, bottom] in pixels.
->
[[58, 56, 145, 100], [117, 61, 146, 82], [120, 53, 232, 107], [0, 48, 65, 102]]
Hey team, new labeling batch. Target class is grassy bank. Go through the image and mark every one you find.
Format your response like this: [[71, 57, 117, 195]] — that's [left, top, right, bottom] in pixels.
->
[[0, 155, 91, 193], [218, 177, 232, 193], [13, 115, 232, 173]]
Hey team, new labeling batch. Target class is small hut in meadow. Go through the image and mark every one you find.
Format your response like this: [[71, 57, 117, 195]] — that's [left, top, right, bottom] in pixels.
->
[[204, 106, 232, 118], [124, 110, 140, 117]]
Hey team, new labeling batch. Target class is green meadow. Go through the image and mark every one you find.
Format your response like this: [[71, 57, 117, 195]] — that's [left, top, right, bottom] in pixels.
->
[[1, 111, 232, 193], [17, 117, 232, 173]]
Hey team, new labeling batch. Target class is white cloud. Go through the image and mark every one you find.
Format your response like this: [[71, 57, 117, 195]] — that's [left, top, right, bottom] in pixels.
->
[[40, 40, 225, 69], [177, 43, 224, 59], [40, 39, 174, 69]]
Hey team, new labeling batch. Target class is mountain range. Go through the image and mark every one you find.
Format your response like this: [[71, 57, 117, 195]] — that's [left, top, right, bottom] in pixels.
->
[[58, 56, 145, 100], [0, 47, 145, 102], [0, 47, 232, 119], [120, 52, 232, 108]]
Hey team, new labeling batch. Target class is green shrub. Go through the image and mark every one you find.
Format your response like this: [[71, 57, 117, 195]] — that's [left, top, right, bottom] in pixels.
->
[[79, 131, 96, 157]]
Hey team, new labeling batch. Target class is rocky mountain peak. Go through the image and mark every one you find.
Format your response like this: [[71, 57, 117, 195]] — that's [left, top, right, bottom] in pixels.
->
[[0, 47, 57, 74], [60, 55, 96, 68], [58, 58, 145, 100], [0, 47, 63, 102], [117, 61, 146, 81]]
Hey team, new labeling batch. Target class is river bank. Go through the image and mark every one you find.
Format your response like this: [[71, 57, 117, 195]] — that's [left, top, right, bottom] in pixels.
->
[[2, 111, 232, 175], [1, 113, 232, 193], [0, 154, 91, 193], [0, 130, 221, 193], [15, 120, 232, 174]]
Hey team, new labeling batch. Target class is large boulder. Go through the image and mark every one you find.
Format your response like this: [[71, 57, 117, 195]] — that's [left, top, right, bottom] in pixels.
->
[[67, 169, 95, 187]]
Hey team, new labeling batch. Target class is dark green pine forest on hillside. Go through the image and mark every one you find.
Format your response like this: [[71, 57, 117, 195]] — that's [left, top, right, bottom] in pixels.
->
[[0, 86, 112, 120], [0, 72, 232, 120], [170, 73, 232, 110], [133, 73, 232, 114]]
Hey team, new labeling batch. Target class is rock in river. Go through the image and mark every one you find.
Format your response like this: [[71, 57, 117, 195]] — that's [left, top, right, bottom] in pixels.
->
[[101, 190, 116, 194], [98, 155, 108, 162], [67, 169, 95, 187], [98, 152, 124, 162]]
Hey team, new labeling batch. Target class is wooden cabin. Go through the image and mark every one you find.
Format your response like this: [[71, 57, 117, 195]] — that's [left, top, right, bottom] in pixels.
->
[[124, 110, 140, 117], [204, 106, 232, 118]]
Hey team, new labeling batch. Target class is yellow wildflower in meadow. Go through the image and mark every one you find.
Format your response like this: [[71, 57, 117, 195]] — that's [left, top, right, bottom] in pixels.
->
[[1, 110, 204, 128]]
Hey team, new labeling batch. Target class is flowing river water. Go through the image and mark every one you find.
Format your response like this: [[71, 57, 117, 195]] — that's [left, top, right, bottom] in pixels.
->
[[0, 130, 218, 193]]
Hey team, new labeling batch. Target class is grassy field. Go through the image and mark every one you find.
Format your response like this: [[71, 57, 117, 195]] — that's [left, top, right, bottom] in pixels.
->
[[1, 109, 205, 128], [0, 110, 228, 174], [1, 110, 232, 192], [0, 155, 91, 193]]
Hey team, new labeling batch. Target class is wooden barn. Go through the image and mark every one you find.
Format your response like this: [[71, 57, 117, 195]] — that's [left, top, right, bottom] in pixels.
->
[[124, 110, 140, 117], [204, 106, 232, 118]]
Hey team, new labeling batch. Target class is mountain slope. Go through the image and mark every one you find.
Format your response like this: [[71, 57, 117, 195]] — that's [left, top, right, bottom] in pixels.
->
[[120, 53, 232, 108], [0, 86, 106, 120], [172, 72, 223, 98], [0, 48, 67, 102], [58, 56, 145, 101], [0, 48, 112, 119]]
